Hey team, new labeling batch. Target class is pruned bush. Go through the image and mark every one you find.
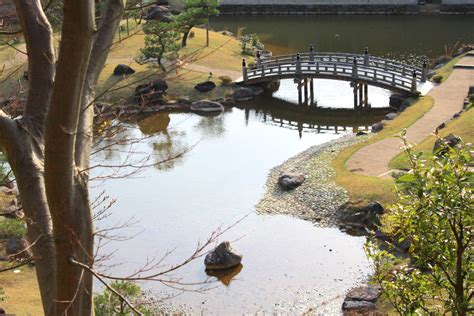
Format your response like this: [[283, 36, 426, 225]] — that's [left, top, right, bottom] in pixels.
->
[[432, 74, 443, 83], [0, 218, 26, 239], [218, 76, 233, 85]]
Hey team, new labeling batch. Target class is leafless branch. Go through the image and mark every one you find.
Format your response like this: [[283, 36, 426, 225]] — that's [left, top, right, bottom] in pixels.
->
[[69, 256, 144, 316], [0, 258, 33, 272]]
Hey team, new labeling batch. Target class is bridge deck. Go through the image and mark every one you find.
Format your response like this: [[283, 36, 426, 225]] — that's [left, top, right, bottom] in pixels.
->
[[240, 52, 426, 94]]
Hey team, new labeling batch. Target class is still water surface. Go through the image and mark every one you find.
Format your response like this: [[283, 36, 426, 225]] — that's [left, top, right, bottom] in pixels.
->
[[93, 15, 472, 314], [211, 15, 474, 63]]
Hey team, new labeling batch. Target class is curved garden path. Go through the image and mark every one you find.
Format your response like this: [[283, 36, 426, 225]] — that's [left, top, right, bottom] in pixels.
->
[[347, 52, 474, 177]]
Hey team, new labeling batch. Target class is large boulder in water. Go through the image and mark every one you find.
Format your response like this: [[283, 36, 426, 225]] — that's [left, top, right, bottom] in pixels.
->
[[113, 64, 135, 76], [190, 100, 224, 114], [342, 285, 381, 315], [389, 94, 406, 109], [232, 87, 254, 102], [278, 173, 305, 191], [204, 242, 242, 270], [135, 79, 168, 106], [194, 81, 216, 93], [145, 6, 173, 22]]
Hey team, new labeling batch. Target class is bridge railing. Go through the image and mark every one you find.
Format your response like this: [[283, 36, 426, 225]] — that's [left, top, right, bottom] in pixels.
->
[[244, 59, 418, 92], [242, 48, 428, 93], [256, 51, 424, 80]]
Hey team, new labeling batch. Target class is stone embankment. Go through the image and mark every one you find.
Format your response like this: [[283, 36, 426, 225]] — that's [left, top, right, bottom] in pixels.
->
[[218, 0, 474, 14]]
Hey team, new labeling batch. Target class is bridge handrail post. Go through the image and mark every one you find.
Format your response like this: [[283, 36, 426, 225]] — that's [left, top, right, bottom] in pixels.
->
[[242, 59, 248, 81], [374, 69, 377, 81], [411, 70, 417, 93], [296, 53, 301, 74], [364, 47, 369, 66], [352, 57, 358, 78], [256, 50, 261, 67], [309, 44, 315, 63], [421, 60, 428, 82], [392, 73, 396, 85]]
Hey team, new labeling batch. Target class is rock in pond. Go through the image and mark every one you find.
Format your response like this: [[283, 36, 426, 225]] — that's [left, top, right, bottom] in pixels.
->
[[340, 201, 385, 231], [145, 5, 173, 22], [232, 87, 254, 102], [190, 100, 224, 114], [342, 285, 381, 315], [113, 64, 135, 76], [278, 173, 305, 191], [389, 94, 406, 109], [194, 81, 216, 93], [205, 242, 242, 270], [371, 122, 384, 133]]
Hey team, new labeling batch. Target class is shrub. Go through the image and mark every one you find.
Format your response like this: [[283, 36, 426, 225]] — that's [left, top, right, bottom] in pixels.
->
[[218, 76, 233, 85], [0, 218, 27, 239], [94, 281, 155, 315], [432, 74, 443, 83], [367, 134, 473, 315]]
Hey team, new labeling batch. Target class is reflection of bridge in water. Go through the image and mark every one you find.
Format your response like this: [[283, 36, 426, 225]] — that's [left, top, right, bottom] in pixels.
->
[[237, 97, 390, 138], [238, 47, 427, 106]]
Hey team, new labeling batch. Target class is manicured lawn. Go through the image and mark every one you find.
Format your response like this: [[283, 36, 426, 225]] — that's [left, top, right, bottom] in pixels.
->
[[0, 265, 42, 315], [96, 26, 247, 103], [331, 96, 434, 206], [432, 53, 466, 83], [389, 107, 473, 170], [1, 25, 248, 104]]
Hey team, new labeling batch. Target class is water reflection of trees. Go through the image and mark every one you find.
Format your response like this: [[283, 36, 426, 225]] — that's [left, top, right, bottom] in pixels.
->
[[193, 114, 226, 138], [137, 112, 189, 172], [150, 130, 189, 171]]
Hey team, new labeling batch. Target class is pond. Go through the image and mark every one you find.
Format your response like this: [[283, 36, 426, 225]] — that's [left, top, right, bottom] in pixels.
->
[[93, 102, 380, 314], [211, 14, 474, 64], [92, 15, 471, 314]]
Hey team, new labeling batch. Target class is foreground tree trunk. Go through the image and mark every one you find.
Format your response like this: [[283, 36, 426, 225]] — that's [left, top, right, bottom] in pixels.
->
[[0, 0, 125, 314]]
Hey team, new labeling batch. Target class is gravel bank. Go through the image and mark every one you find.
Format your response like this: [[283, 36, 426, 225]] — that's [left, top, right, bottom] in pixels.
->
[[256, 134, 367, 227]]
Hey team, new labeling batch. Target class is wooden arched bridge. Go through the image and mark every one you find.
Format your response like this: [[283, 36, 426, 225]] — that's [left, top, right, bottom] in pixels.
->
[[239, 47, 428, 107]]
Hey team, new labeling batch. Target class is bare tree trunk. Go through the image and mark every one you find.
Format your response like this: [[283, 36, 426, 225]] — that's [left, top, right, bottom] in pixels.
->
[[0, 0, 125, 314], [44, 0, 95, 314]]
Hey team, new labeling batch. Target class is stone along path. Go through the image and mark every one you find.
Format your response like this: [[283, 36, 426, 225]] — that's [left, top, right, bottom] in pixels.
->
[[347, 52, 474, 177]]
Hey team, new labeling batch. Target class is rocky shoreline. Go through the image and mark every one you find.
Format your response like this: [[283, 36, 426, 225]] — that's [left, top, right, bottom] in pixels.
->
[[256, 134, 367, 227]]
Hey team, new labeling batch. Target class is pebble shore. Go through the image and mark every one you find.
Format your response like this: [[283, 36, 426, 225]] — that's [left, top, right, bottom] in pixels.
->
[[256, 134, 368, 227]]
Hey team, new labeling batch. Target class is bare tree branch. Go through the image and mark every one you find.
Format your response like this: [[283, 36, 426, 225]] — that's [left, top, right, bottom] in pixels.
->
[[69, 256, 144, 316]]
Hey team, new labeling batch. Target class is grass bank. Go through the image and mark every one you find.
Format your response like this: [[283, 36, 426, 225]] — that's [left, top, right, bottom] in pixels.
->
[[431, 53, 466, 83], [389, 107, 474, 170], [331, 96, 434, 206], [96, 26, 247, 104], [0, 25, 248, 105]]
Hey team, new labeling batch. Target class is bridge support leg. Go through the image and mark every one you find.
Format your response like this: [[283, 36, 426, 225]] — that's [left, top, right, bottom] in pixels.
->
[[310, 78, 314, 106], [298, 80, 303, 105], [304, 78, 309, 105], [353, 84, 358, 108], [358, 84, 363, 109], [364, 84, 369, 108]]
